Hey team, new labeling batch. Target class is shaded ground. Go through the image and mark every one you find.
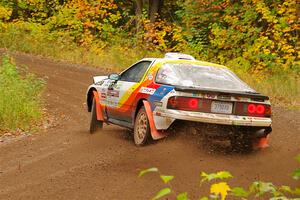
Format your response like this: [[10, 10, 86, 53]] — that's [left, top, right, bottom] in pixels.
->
[[0, 51, 299, 200]]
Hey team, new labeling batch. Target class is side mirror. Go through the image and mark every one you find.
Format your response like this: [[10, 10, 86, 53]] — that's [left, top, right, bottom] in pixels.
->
[[108, 73, 120, 81]]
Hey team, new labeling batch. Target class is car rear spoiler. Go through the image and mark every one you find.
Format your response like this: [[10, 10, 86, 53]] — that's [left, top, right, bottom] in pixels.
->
[[174, 86, 269, 100]]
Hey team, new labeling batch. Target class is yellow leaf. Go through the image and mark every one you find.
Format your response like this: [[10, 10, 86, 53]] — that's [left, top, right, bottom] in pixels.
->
[[210, 182, 230, 200]]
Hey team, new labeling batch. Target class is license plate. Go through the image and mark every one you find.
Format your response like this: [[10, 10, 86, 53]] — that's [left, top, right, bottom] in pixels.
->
[[211, 101, 233, 114]]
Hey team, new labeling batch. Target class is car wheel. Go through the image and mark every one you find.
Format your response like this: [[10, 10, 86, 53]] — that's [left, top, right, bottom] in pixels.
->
[[230, 133, 253, 152], [89, 97, 103, 134], [134, 107, 151, 146]]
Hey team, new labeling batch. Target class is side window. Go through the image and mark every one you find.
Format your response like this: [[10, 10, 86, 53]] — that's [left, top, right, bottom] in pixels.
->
[[119, 61, 151, 82]]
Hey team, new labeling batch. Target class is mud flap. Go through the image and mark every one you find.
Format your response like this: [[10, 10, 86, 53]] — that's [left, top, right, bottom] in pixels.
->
[[93, 91, 105, 121], [253, 134, 270, 149], [143, 100, 166, 140]]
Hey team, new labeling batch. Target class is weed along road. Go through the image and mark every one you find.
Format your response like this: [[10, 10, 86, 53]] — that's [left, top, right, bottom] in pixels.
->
[[0, 52, 299, 200]]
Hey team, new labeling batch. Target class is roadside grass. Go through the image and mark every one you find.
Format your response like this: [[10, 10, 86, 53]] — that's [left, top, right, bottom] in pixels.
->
[[235, 71, 300, 109], [0, 23, 299, 109], [0, 55, 45, 135], [255, 75, 299, 109]]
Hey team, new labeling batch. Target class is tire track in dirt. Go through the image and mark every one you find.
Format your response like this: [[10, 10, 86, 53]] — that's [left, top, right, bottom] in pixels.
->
[[0, 51, 299, 200]]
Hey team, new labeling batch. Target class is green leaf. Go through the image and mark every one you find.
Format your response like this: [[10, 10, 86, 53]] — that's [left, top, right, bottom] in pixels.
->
[[160, 175, 174, 184], [176, 192, 188, 200], [292, 168, 300, 180], [200, 171, 233, 183], [200, 171, 215, 183], [250, 181, 276, 196], [139, 167, 158, 177], [152, 188, 171, 200], [216, 171, 233, 179], [296, 154, 300, 163], [200, 172, 209, 182], [231, 187, 249, 197]]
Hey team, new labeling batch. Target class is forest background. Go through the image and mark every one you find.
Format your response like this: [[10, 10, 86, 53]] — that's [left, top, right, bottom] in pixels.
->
[[0, 0, 299, 107]]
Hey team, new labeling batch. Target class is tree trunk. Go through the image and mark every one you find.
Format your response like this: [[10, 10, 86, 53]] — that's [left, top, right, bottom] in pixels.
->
[[135, 0, 143, 17], [158, 0, 164, 17], [134, 0, 143, 33], [149, 0, 160, 22]]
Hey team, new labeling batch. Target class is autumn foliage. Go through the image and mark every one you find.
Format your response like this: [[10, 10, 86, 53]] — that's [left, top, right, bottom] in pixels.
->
[[179, 0, 299, 75], [0, 0, 299, 75]]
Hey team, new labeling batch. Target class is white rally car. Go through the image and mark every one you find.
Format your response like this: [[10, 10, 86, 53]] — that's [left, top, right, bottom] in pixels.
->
[[86, 53, 272, 150]]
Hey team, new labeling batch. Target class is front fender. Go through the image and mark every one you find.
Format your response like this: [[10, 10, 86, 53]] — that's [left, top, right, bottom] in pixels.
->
[[93, 76, 107, 83]]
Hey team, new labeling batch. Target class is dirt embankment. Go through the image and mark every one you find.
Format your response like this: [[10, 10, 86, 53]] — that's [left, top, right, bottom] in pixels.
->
[[0, 51, 299, 200]]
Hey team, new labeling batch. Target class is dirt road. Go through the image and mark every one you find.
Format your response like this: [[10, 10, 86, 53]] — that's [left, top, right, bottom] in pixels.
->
[[0, 52, 299, 200]]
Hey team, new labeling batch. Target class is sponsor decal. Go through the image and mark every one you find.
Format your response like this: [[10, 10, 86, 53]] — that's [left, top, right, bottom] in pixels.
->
[[153, 100, 163, 107], [107, 90, 120, 97], [95, 80, 104, 85], [192, 93, 204, 97], [105, 100, 118, 107], [217, 94, 231, 100], [205, 94, 216, 99], [140, 87, 156, 95], [101, 93, 107, 99]]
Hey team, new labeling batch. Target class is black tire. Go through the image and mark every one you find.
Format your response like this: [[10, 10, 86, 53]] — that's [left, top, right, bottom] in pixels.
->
[[89, 97, 103, 134], [230, 133, 253, 152], [134, 107, 151, 146]]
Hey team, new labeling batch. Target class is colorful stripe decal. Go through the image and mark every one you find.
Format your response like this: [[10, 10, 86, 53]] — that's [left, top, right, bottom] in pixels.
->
[[148, 85, 174, 110]]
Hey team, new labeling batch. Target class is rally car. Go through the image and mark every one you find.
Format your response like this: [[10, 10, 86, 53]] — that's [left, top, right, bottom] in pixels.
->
[[86, 53, 272, 150]]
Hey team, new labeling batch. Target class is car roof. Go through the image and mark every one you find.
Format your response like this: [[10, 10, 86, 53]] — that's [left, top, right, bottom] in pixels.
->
[[140, 53, 228, 69], [141, 57, 228, 70]]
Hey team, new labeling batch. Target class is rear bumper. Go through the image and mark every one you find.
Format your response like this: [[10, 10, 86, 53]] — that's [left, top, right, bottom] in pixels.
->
[[157, 109, 272, 127]]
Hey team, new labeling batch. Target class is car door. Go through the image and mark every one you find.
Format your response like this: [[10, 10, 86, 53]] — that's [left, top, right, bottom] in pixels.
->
[[106, 60, 152, 122]]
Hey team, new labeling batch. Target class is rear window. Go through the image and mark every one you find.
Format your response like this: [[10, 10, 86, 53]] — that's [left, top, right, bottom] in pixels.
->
[[155, 63, 255, 92]]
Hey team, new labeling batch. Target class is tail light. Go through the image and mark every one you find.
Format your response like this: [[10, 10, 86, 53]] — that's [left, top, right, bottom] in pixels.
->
[[167, 97, 200, 111], [188, 98, 199, 109], [247, 104, 267, 115], [256, 104, 266, 114], [247, 104, 256, 114], [236, 102, 271, 117]]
